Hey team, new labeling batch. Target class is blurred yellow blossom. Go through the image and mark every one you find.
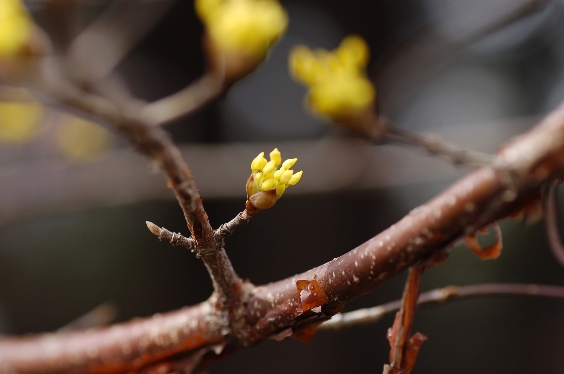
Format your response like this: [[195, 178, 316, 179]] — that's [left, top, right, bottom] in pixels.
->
[[289, 36, 376, 121], [195, 0, 288, 82], [0, 92, 43, 143], [0, 0, 33, 56], [246, 148, 302, 211], [196, 0, 287, 57], [56, 115, 112, 162]]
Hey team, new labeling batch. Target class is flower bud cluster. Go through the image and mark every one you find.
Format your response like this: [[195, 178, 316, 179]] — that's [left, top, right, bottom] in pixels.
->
[[289, 36, 376, 121], [195, 0, 288, 83], [0, 0, 33, 57], [246, 148, 302, 210]]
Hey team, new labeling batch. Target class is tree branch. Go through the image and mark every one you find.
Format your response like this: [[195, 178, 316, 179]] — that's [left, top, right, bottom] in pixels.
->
[[383, 122, 494, 166], [543, 180, 564, 266], [65, 0, 174, 83], [141, 71, 224, 126], [39, 58, 246, 334], [319, 283, 564, 331], [0, 96, 561, 373], [146, 221, 197, 252]]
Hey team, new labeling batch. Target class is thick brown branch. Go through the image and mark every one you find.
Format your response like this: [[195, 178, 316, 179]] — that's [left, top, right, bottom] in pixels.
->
[[0, 301, 224, 373]]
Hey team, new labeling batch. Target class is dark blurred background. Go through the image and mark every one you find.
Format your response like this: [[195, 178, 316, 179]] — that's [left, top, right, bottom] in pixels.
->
[[0, 0, 563, 373]]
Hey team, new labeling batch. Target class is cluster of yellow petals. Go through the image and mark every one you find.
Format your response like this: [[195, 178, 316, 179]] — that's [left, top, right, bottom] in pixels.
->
[[0, 0, 33, 56], [289, 36, 376, 120], [247, 148, 302, 201], [195, 0, 288, 58]]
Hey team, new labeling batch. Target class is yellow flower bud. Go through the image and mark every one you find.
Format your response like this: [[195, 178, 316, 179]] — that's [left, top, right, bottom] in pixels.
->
[[251, 151, 267, 172], [289, 35, 376, 122], [197, 0, 288, 84], [195, 0, 222, 22], [262, 160, 276, 177], [281, 158, 297, 170], [309, 76, 375, 119], [0, 0, 33, 57], [276, 183, 286, 197], [261, 178, 277, 191], [289, 46, 320, 86], [279, 169, 293, 184], [288, 170, 303, 185], [338, 36, 369, 69], [270, 148, 282, 166], [245, 148, 303, 212]]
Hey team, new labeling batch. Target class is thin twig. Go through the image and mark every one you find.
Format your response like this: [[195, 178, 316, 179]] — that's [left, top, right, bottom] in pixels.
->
[[215, 209, 253, 239], [146, 221, 197, 251], [543, 180, 564, 266], [382, 119, 494, 166], [320, 283, 564, 331]]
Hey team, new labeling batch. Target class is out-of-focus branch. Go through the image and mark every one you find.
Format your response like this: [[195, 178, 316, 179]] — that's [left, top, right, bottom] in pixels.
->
[[65, 0, 175, 83], [375, 0, 551, 116], [141, 71, 224, 126], [320, 283, 564, 331], [383, 122, 494, 166], [544, 180, 564, 266]]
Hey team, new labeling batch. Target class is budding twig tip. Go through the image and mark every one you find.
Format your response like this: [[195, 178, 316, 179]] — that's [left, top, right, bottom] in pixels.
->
[[146, 221, 161, 236]]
